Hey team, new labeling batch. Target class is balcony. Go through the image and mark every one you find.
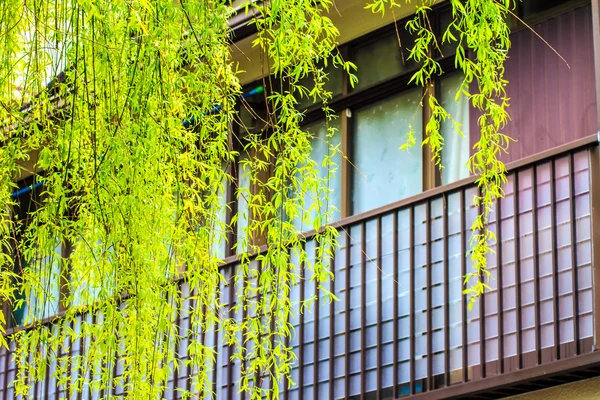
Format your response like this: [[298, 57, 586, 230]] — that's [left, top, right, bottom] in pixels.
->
[[1, 135, 600, 399]]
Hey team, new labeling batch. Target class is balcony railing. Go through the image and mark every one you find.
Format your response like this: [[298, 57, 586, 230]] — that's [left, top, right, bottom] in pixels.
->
[[1, 135, 600, 399]]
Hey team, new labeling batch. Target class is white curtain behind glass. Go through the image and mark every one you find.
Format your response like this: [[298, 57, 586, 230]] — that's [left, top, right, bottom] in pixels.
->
[[440, 73, 470, 185], [352, 89, 423, 215]]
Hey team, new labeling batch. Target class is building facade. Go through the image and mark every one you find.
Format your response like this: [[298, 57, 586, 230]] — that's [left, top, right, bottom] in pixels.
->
[[2, 0, 600, 399]]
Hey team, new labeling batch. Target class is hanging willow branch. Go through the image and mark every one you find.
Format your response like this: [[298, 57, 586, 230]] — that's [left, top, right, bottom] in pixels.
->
[[0, 0, 515, 397], [369, 0, 515, 308]]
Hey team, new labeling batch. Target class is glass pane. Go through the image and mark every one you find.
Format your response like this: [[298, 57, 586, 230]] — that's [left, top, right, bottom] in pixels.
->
[[352, 31, 416, 91], [295, 117, 342, 231], [296, 63, 344, 109], [70, 239, 111, 307], [521, 0, 570, 18], [237, 153, 251, 254], [212, 174, 229, 260], [10, 186, 62, 324], [352, 89, 423, 215], [440, 73, 470, 185], [438, 9, 459, 58], [13, 241, 62, 324], [32, 243, 62, 320], [239, 86, 268, 135]]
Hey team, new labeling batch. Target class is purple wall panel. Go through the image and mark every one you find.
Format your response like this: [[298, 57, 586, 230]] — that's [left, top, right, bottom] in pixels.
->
[[470, 5, 597, 163]]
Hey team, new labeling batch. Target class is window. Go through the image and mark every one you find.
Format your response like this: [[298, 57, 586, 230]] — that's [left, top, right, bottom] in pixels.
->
[[70, 238, 111, 307], [294, 117, 342, 231], [236, 152, 251, 253], [232, 4, 471, 234], [352, 28, 416, 91], [439, 73, 470, 185], [520, 0, 573, 19], [295, 63, 344, 110], [9, 180, 63, 327], [352, 89, 423, 214], [506, 0, 587, 29], [212, 174, 229, 260]]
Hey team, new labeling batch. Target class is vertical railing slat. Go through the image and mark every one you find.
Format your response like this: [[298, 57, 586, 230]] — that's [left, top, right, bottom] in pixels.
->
[[314, 244, 319, 400], [201, 304, 209, 398], [569, 153, 580, 354], [283, 261, 290, 400], [515, 171, 523, 370], [299, 244, 305, 400], [550, 158, 561, 361], [426, 202, 433, 391], [376, 216, 383, 397], [240, 278, 247, 400], [329, 248, 336, 400], [460, 190, 467, 383], [443, 196, 450, 387], [392, 211, 399, 397], [214, 294, 220, 398], [410, 206, 416, 394], [497, 197, 504, 375], [479, 189, 486, 379], [173, 295, 182, 399], [228, 268, 235, 399], [345, 228, 351, 400], [533, 166, 542, 366], [2, 339, 9, 400], [47, 323, 54, 398], [360, 222, 367, 400]]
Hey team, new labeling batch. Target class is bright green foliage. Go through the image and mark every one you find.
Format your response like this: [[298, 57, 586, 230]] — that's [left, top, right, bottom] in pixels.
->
[[370, 0, 515, 308], [0, 0, 514, 398]]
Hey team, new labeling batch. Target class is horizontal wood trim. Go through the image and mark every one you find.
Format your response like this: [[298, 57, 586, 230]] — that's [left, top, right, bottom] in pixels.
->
[[410, 338, 600, 400]]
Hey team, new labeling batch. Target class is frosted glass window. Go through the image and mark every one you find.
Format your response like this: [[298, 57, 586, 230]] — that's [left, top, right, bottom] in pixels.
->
[[237, 154, 251, 254], [352, 89, 423, 215], [440, 73, 470, 185], [11, 187, 62, 324], [13, 242, 62, 324], [37, 243, 62, 318], [211, 174, 229, 260], [295, 118, 342, 231], [352, 32, 416, 91], [71, 239, 114, 307]]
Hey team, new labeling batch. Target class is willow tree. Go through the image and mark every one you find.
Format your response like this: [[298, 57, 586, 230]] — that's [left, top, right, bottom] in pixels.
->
[[0, 0, 513, 398]]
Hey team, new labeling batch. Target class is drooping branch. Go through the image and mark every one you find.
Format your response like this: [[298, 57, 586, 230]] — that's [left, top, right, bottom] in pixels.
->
[[0, 0, 518, 398], [369, 0, 515, 307]]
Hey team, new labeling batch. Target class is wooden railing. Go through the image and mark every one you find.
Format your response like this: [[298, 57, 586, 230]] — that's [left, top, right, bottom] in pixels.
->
[[1, 135, 600, 399]]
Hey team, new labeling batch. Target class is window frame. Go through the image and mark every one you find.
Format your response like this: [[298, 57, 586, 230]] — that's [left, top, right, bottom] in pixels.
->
[[227, 3, 458, 258], [5, 176, 70, 329]]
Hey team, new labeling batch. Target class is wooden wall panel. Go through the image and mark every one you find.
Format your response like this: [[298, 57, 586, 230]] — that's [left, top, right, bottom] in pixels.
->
[[470, 4, 598, 164]]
